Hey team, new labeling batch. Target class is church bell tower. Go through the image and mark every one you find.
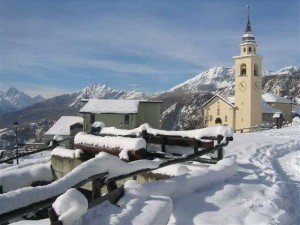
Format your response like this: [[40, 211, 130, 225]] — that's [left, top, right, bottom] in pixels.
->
[[233, 7, 263, 130]]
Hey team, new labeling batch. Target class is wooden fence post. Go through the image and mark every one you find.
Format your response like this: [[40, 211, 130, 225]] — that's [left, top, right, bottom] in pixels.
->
[[48, 207, 63, 225], [106, 181, 117, 192], [193, 139, 198, 154], [92, 178, 104, 200], [217, 135, 223, 160]]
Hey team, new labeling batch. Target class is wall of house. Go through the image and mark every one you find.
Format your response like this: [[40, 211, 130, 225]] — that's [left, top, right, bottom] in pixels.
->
[[83, 113, 136, 131], [267, 102, 292, 123], [203, 98, 235, 129], [136, 102, 162, 128]]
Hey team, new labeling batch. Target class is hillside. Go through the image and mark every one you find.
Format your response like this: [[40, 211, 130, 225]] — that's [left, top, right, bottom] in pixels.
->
[[0, 66, 299, 130]]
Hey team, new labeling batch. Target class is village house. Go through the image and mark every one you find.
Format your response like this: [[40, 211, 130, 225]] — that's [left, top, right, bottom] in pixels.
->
[[79, 99, 162, 132], [44, 116, 83, 147]]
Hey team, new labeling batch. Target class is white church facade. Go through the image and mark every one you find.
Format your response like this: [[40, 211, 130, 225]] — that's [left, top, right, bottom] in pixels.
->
[[202, 13, 292, 131]]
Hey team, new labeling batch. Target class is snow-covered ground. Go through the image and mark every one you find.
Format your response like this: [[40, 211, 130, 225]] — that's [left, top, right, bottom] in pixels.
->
[[5, 124, 300, 225]]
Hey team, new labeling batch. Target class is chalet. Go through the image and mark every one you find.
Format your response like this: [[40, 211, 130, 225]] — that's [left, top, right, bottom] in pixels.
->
[[79, 99, 162, 132], [44, 116, 83, 147]]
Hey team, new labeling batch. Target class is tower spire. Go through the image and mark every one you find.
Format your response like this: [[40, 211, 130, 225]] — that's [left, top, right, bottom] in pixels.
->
[[245, 5, 252, 33]]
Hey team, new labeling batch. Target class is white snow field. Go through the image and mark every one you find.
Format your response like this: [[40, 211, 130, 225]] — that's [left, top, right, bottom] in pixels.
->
[[6, 124, 300, 225]]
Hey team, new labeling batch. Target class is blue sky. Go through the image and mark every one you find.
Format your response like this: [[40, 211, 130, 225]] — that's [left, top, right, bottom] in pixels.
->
[[0, 0, 299, 98]]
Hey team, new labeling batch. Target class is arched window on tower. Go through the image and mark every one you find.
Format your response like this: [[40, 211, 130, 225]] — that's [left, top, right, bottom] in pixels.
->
[[254, 64, 259, 76], [249, 47, 252, 53], [240, 64, 247, 76], [243, 47, 246, 52]]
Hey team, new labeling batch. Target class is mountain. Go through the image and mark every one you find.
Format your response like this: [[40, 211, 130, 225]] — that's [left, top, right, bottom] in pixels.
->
[[170, 67, 234, 93], [154, 66, 300, 130], [69, 83, 148, 107], [0, 87, 45, 113], [0, 66, 299, 130], [0, 84, 148, 128]]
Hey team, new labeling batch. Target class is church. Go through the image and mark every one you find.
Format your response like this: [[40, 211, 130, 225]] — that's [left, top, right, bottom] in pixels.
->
[[202, 13, 292, 131]]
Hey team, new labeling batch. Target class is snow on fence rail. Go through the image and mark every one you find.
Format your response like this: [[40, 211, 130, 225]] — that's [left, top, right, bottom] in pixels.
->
[[100, 123, 233, 141], [0, 125, 234, 224], [0, 140, 231, 224]]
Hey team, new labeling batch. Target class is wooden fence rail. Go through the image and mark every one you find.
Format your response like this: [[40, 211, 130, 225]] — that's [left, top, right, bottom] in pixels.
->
[[0, 133, 233, 225]]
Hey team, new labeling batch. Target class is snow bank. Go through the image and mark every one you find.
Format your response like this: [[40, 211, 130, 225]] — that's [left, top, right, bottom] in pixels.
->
[[51, 147, 83, 159], [81, 157, 236, 225], [292, 116, 300, 125], [53, 188, 88, 225], [0, 152, 161, 214], [152, 164, 190, 176], [0, 162, 53, 192], [144, 156, 238, 198], [101, 123, 233, 140], [83, 181, 173, 225]]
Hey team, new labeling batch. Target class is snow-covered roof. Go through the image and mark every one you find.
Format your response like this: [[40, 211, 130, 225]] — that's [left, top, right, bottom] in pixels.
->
[[79, 99, 142, 114], [262, 93, 292, 104], [262, 101, 282, 114], [44, 116, 83, 136], [202, 94, 235, 108]]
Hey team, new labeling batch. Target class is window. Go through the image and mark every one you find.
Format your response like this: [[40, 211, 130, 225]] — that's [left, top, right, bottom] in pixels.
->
[[254, 64, 259, 76], [217, 108, 220, 116], [209, 115, 212, 122], [240, 64, 247, 76], [243, 47, 246, 52], [124, 114, 129, 124], [249, 47, 252, 52], [225, 115, 228, 122]]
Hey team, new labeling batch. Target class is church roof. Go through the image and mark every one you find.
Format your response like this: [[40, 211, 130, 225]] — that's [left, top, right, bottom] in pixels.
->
[[201, 94, 235, 108]]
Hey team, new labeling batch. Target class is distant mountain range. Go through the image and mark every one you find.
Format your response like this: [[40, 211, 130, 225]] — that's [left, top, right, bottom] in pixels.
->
[[0, 66, 299, 129], [0, 87, 44, 113]]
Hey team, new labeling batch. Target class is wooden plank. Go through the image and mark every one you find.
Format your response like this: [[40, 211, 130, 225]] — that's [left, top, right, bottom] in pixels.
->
[[88, 186, 125, 209]]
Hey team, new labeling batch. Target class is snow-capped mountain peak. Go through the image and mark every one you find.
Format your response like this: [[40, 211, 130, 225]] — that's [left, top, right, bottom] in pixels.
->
[[0, 87, 45, 113], [169, 67, 234, 94], [69, 83, 148, 107]]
